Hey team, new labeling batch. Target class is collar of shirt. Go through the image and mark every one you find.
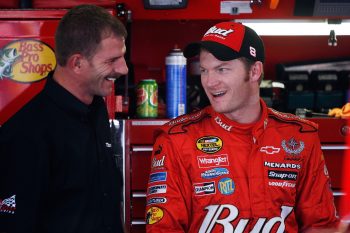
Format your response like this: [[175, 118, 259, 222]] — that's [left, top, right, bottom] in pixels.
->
[[42, 72, 100, 121], [209, 98, 269, 143]]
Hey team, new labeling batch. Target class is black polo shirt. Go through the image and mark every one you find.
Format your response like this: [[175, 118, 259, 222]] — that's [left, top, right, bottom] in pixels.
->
[[0, 73, 123, 233]]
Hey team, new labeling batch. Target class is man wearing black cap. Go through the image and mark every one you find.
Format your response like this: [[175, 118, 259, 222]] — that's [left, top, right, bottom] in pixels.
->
[[145, 21, 339, 232]]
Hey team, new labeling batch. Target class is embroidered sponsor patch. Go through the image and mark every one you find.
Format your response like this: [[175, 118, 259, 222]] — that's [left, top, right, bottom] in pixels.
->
[[268, 170, 298, 181], [146, 206, 164, 225], [281, 137, 304, 155], [264, 161, 301, 170], [193, 182, 216, 196], [218, 177, 235, 195], [197, 154, 229, 168], [260, 146, 280, 154], [199, 204, 293, 232], [147, 197, 167, 205], [268, 181, 296, 188], [201, 168, 229, 179], [148, 185, 167, 195], [0, 195, 16, 214], [214, 116, 232, 131], [151, 155, 165, 170], [196, 136, 223, 154], [149, 172, 167, 183]]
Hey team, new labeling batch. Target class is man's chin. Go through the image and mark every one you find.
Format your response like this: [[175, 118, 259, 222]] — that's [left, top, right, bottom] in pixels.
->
[[212, 105, 227, 114], [98, 89, 113, 97]]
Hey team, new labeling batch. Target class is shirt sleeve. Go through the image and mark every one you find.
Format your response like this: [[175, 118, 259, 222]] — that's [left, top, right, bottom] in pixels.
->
[[0, 121, 50, 233], [295, 132, 339, 231], [145, 132, 192, 233]]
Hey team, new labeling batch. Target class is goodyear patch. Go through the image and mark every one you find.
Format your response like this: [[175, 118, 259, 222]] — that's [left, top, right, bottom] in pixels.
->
[[0, 39, 56, 82], [196, 136, 223, 154], [218, 177, 234, 195], [146, 206, 164, 225]]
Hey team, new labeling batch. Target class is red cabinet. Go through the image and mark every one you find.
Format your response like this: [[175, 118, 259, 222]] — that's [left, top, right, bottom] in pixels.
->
[[125, 119, 168, 233]]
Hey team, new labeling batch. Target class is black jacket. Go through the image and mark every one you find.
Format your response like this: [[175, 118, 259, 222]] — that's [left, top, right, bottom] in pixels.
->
[[0, 73, 124, 233]]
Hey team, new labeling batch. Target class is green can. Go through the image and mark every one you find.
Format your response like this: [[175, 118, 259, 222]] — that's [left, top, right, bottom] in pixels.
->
[[136, 79, 158, 118]]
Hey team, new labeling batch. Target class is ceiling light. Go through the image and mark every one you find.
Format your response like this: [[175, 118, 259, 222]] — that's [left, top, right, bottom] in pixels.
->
[[235, 19, 350, 36]]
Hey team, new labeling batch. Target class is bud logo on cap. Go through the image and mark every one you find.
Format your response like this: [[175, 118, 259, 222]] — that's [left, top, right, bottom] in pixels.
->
[[204, 26, 234, 37], [202, 23, 245, 54]]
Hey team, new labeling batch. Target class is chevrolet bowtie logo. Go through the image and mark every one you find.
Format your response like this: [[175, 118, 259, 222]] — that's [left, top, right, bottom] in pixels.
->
[[260, 146, 280, 154]]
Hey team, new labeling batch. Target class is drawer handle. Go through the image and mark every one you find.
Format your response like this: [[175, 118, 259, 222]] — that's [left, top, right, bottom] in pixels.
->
[[132, 146, 153, 152], [133, 192, 147, 198], [131, 220, 146, 225], [321, 145, 349, 150], [333, 191, 345, 196]]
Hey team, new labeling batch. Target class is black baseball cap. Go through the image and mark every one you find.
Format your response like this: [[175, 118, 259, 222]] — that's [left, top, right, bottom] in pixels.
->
[[184, 22, 265, 63]]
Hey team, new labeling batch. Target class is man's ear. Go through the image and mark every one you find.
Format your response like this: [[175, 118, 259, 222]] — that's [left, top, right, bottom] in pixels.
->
[[250, 61, 263, 83], [67, 54, 84, 73]]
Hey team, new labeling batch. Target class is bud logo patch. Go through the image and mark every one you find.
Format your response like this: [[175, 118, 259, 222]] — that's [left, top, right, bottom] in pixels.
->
[[204, 26, 234, 37], [214, 116, 232, 131], [0, 39, 56, 82], [151, 155, 165, 170], [199, 204, 293, 232]]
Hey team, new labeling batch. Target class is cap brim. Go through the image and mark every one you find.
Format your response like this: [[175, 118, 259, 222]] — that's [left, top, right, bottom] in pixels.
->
[[183, 41, 240, 61]]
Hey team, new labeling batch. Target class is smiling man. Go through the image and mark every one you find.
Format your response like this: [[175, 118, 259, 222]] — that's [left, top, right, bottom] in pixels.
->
[[145, 22, 339, 233], [0, 5, 127, 233]]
